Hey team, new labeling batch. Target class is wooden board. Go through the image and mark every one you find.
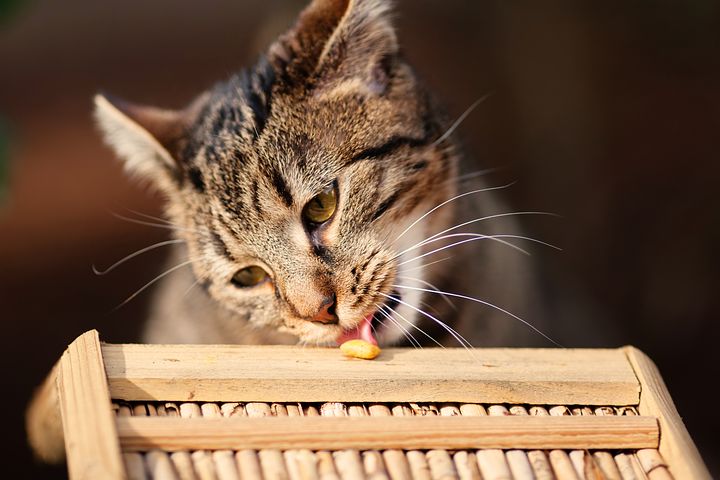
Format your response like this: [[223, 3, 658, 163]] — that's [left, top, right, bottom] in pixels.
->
[[116, 415, 659, 451], [624, 347, 711, 480], [103, 344, 640, 405], [56, 331, 125, 479]]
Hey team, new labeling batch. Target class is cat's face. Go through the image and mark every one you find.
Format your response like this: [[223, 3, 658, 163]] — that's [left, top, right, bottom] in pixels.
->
[[95, 0, 458, 345]]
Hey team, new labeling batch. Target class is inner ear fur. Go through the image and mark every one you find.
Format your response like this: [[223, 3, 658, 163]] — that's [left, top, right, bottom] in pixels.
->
[[93, 93, 207, 188]]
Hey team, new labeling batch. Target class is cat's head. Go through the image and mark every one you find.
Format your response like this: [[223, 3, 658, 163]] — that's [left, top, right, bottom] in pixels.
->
[[95, 0, 459, 345]]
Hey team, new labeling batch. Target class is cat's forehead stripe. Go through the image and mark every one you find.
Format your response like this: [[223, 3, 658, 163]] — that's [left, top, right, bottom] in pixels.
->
[[244, 58, 275, 139], [268, 168, 294, 207], [348, 134, 431, 166]]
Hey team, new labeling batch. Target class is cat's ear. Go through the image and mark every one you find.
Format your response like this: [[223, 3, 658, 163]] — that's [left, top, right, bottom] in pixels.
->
[[93, 93, 206, 188], [269, 0, 398, 94]]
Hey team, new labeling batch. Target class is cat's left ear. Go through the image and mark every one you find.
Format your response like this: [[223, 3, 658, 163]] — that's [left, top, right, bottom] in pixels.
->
[[270, 0, 399, 95], [93, 93, 207, 190]]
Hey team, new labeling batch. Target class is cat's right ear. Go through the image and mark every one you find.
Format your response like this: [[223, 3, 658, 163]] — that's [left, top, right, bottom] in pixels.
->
[[93, 93, 206, 190], [268, 0, 397, 94]]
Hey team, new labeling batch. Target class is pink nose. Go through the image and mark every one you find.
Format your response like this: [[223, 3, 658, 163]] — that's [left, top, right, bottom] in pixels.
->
[[311, 295, 338, 324]]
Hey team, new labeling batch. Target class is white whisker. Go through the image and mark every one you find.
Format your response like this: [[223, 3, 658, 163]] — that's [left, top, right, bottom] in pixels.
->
[[375, 305, 421, 348], [111, 212, 206, 235], [400, 257, 453, 274], [397, 211, 559, 259], [456, 167, 503, 183], [113, 258, 197, 311], [380, 303, 445, 348], [182, 276, 203, 298], [396, 234, 530, 262], [425, 211, 560, 246], [379, 292, 475, 353], [123, 208, 176, 226], [431, 94, 491, 147], [92, 239, 185, 276], [397, 236, 526, 267], [397, 275, 456, 311], [393, 183, 517, 244], [392, 284, 561, 347]]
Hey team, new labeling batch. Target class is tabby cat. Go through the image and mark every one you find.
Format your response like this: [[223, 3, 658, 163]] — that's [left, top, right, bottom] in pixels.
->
[[95, 0, 550, 348]]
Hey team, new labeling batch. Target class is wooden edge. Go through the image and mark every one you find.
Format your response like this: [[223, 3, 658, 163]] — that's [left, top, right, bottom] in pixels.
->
[[116, 415, 659, 451], [56, 330, 126, 480], [102, 344, 641, 405], [624, 346, 711, 480], [26, 362, 65, 463]]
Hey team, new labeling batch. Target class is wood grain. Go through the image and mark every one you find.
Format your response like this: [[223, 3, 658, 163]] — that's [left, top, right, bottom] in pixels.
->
[[624, 347, 711, 480], [116, 416, 659, 451], [103, 344, 640, 405], [25, 362, 65, 463], [57, 330, 125, 480]]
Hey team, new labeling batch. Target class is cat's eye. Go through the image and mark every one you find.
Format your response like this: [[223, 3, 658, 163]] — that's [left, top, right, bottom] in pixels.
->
[[302, 183, 337, 225], [231, 266, 269, 288]]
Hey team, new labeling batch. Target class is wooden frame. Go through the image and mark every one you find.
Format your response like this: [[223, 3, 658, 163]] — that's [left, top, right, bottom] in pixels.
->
[[27, 330, 711, 479]]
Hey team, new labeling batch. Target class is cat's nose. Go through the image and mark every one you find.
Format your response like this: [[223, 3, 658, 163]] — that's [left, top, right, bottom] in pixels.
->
[[311, 294, 338, 324]]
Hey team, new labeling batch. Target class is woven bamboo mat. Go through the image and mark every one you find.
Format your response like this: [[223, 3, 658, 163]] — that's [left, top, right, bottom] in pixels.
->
[[114, 401, 672, 480]]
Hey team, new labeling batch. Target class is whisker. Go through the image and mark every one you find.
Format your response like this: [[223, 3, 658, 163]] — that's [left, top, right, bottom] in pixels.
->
[[182, 276, 203, 298], [392, 284, 562, 347], [397, 275, 456, 311], [396, 233, 561, 266], [397, 211, 559, 259], [92, 239, 185, 275], [397, 236, 527, 267], [111, 212, 206, 235], [400, 256, 453, 274], [112, 258, 198, 311], [380, 303, 445, 348], [424, 211, 560, 246], [369, 318, 380, 340], [376, 308, 421, 349], [122, 208, 176, 226], [431, 93, 491, 147], [456, 167, 502, 183], [393, 182, 517, 244], [374, 305, 421, 348], [379, 292, 475, 353], [395, 234, 530, 262]]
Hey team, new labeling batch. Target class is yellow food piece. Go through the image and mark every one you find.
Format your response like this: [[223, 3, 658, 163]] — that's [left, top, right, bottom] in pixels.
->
[[340, 339, 381, 360]]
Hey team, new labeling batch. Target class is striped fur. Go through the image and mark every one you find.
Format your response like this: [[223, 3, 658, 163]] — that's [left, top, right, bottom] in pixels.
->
[[95, 0, 547, 347]]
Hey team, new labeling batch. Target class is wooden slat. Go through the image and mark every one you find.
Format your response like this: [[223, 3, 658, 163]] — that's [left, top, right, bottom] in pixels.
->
[[624, 347, 711, 480], [116, 415, 658, 451], [103, 344, 640, 405], [26, 362, 65, 463], [57, 330, 126, 480]]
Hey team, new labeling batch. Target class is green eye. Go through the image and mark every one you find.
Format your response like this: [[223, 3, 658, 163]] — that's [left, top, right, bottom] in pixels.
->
[[303, 183, 337, 224], [231, 266, 269, 287]]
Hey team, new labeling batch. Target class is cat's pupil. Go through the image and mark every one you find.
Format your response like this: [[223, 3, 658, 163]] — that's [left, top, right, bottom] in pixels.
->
[[302, 183, 337, 225], [231, 266, 269, 288]]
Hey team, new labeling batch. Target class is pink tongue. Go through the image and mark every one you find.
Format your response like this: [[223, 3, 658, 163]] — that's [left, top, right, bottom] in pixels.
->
[[337, 314, 377, 346]]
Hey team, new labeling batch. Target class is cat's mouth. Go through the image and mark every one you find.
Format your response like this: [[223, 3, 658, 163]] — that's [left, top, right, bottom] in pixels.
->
[[336, 291, 401, 346]]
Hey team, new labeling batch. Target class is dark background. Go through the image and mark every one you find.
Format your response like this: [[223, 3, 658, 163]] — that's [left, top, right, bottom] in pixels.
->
[[1, 0, 718, 477]]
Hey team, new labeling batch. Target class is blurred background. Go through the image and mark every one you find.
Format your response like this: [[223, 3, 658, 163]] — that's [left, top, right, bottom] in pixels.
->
[[1, 0, 718, 477]]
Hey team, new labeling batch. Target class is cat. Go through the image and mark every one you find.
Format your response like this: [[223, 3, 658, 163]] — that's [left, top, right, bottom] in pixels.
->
[[94, 0, 551, 349]]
